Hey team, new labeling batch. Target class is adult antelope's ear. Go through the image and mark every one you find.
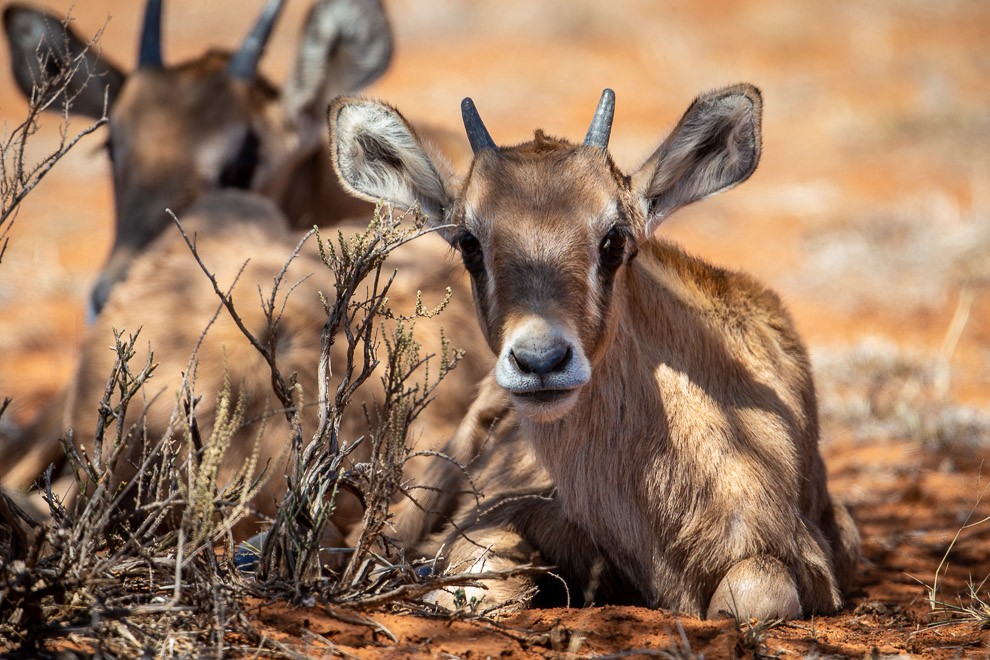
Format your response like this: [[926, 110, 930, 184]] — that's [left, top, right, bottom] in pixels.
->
[[328, 97, 453, 231], [284, 0, 392, 128], [3, 5, 125, 119], [633, 84, 762, 234]]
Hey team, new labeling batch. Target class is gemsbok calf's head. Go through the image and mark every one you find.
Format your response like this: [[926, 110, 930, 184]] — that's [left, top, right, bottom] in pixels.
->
[[4, 0, 392, 317], [328, 85, 761, 421]]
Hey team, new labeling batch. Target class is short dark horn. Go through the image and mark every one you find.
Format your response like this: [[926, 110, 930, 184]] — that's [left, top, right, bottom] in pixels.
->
[[584, 88, 615, 150], [461, 98, 496, 154], [228, 0, 285, 81], [137, 0, 164, 69]]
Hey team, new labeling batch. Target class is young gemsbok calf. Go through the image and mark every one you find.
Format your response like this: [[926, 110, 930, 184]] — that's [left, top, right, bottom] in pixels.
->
[[327, 86, 860, 619], [4, 0, 390, 317]]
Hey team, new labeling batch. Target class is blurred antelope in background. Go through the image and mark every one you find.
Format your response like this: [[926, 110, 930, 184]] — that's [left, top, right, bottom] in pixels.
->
[[5, 0, 388, 317], [328, 85, 860, 619], [0, 0, 489, 539]]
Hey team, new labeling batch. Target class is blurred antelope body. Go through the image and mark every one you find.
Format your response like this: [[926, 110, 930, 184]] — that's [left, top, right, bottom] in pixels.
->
[[1, 0, 489, 537], [65, 191, 485, 539], [328, 86, 860, 619]]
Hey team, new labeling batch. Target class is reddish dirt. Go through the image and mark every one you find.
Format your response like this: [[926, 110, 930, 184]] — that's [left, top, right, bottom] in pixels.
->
[[2, 0, 989, 657], [239, 437, 990, 658]]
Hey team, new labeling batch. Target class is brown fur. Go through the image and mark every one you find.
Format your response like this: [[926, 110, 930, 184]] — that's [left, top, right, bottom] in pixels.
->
[[410, 239, 857, 617], [328, 85, 860, 619]]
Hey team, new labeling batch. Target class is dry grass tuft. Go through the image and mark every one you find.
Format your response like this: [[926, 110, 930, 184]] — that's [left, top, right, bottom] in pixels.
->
[[792, 196, 990, 314], [0, 330, 277, 656], [813, 337, 990, 465], [731, 616, 781, 659], [920, 481, 990, 631]]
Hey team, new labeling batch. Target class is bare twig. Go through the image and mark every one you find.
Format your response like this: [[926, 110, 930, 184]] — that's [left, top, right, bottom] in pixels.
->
[[0, 12, 111, 233]]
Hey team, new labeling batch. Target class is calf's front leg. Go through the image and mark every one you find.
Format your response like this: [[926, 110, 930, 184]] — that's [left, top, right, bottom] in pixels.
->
[[706, 555, 802, 620], [425, 522, 542, 615]]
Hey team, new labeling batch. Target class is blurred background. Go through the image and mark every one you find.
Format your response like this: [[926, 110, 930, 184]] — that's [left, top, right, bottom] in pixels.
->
[[1, 0, 988, 430]]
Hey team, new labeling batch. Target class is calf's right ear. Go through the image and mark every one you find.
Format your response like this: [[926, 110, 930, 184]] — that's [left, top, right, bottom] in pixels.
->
[[3, 5, 125, 119], [284, 0, 393, 131], [328, 97, 453, 228]]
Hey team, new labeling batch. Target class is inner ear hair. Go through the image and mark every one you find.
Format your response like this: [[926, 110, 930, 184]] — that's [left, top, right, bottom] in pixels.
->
[[328, 97, 451, 225], [283, 0, 393, 124], [640, 84, 762, 226]]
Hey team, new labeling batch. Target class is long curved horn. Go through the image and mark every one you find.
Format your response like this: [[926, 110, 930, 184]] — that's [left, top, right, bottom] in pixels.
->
[[461, 98, 496, 154], [584, 88, 615, 150], [228, 0, 285, 81], [137, 0, 163, 69]]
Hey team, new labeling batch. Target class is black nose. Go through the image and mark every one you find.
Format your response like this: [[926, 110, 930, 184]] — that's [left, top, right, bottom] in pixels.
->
[[510, 344, 572, 376]]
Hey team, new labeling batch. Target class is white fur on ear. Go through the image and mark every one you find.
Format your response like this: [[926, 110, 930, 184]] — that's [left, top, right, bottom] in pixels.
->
[[329, 98, 451, 224]]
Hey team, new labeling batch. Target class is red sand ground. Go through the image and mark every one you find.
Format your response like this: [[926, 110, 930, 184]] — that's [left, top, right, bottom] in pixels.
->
[[1, 0, 989, 656]]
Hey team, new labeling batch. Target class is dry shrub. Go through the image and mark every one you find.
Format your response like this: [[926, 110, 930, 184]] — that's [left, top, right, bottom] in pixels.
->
[[235, 207, 543, 621], [0, 8, 111, 441], [792, 195, 990, 315], [242, 206, 462, 596], [0, 330, 274, 656]]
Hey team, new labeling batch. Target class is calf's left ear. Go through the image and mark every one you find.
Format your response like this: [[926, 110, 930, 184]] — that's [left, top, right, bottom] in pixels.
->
[[633, 84, 762, 234], [328, 96, 453, 228]]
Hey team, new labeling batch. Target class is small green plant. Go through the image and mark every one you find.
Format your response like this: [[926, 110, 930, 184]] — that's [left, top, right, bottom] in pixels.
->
[[813, 336, 990, 465], [449, 586, 487, 614]]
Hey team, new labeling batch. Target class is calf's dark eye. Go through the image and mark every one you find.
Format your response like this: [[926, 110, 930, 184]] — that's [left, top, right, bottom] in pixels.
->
[[599, 226, 627, 270]]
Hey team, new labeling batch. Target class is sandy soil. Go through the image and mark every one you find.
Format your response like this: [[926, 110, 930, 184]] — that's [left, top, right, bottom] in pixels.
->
[[1, 0, 989, 657]]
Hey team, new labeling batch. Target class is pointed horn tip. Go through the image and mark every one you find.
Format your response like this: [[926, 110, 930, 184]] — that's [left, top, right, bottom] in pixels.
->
[[228, 0, 285, 80], [461, 97, 496, 153], [595, 88, 616, 113], [584, 87, 616, 150], [137, 0, 164, 69]]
